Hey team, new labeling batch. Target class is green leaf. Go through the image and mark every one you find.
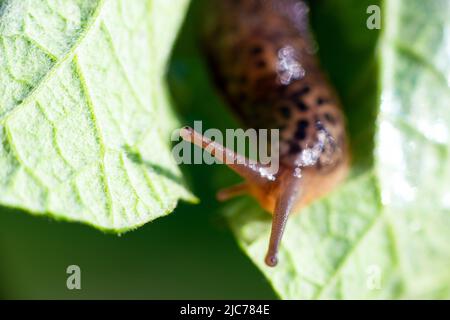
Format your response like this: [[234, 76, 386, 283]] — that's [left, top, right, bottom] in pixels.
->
[[226, 0, 450, 299], [0, 0, 195, 231]]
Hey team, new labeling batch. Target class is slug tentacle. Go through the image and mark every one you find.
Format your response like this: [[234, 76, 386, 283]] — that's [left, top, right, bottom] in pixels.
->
[[180, 126, 275, 186], [217, 183, 249, 201], [265, 174, 302, 266]]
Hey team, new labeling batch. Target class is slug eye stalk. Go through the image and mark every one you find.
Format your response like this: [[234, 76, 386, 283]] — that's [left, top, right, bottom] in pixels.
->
[[180, 126, 302, 267]]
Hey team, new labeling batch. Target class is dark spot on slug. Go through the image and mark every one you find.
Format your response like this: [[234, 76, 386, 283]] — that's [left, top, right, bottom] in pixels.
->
[[296, 85, 311, 96], [279, 105, 291, 118], [316, 97, 328, 106], [250, 46, 263, 55], [297, 119, 310, 130], [324, 113, 337, 125], [295, 100, 309, 112], [294, 119, 309, 140], [291, 86, 311, 111]]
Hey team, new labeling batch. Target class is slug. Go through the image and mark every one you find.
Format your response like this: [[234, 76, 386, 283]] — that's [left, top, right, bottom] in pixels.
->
[[180, 0, 349, 267]]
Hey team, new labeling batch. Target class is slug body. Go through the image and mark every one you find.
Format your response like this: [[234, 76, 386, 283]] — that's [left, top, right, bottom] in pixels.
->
[[181, 0, 349, 266]]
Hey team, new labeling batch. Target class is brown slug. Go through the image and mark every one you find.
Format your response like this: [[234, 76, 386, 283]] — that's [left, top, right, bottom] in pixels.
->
[[180, 0, 349, 267]]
